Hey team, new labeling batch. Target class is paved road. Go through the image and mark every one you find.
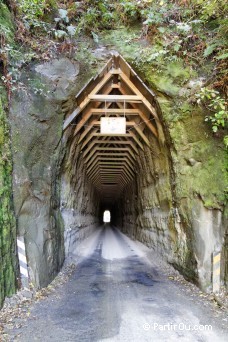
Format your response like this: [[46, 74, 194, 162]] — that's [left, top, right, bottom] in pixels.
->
[[6, 226, 227, 341]]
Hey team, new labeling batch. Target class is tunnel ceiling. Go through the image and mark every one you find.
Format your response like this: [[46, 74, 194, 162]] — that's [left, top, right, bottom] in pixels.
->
[[63, 53, 161, 203]]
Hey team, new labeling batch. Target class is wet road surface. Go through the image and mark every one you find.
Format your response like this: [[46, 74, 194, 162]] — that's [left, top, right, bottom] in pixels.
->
[[5, 226, 228, 341]]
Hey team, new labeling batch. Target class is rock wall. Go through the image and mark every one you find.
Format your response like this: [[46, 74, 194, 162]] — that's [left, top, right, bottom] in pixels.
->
[[119, 75, 227, 291], [120, 122, 198, 280], [10, 58, 83, 288], [9, 51, 103, 289], [60, 136, 100, 260], [0, 2, 18, 308], [121, 133, 174, 255], [0, 97, 17, 308]]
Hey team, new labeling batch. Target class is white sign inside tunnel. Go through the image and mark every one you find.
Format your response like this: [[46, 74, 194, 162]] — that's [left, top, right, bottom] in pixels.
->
[[100, 117, 126, 134]]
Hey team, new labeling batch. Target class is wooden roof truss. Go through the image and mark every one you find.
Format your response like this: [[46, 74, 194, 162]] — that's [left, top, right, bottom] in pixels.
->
[[63, 53, 160, 203]]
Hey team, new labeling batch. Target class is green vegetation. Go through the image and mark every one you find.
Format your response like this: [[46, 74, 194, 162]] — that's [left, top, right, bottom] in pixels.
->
[[0, 96, 17, 308], [4, 0, 225, 142], [196, 87, 228, 146], [0, 0, 17, 308]]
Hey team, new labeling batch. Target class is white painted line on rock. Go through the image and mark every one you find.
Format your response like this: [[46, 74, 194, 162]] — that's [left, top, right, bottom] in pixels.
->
[[17, 236, 29, 288]]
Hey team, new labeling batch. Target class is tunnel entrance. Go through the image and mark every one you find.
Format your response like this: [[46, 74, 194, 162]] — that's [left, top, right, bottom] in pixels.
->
[[63, 53, 162, 203], [10, 51, 226, 293], [61, 53, 175, 276]]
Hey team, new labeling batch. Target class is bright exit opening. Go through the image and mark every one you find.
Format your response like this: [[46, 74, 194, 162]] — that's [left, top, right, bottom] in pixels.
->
[[103, 210, 111, 223]]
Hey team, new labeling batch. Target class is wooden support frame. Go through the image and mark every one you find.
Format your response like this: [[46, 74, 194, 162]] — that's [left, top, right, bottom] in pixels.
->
[[63, 71, 113, 130], [86, 152, 135, 169], [81, 132, 143, 151], [119, 71, 159, 120], [62, 54, 163, 201], [119, 87, 158, 137], [91, 172, 127, 187], [84, 147, 136, 163], [88, 94, 142, 102], [86, 156, 135, 174], [88, 163, 134, 182], [88, 157, 135, 174], [83, 139, 139, 158], [73, 86, 114, 136], [88, 162, 133, 181]]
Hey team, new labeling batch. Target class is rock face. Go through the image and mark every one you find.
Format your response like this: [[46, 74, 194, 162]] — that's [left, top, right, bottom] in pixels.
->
[[119, 119, 226, 289], [0, 98, 17, 308], [60, 138, 100, 259], [0, 2, 17, 308], [10, 58, 82, 288]]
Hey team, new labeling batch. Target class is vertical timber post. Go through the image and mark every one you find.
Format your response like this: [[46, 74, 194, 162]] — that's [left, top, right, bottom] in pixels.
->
[[212, 250, 221, 293], [17, 236, 29, 288]]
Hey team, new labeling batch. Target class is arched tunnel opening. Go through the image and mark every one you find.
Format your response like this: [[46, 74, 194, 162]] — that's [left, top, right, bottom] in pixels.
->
[[102, 210, 111, 224], [60, 53, 177, 269], [10, 52, 226, 296]]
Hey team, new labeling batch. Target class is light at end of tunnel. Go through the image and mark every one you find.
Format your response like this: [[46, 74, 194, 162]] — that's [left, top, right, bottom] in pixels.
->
[[103, 210, 111, 223]]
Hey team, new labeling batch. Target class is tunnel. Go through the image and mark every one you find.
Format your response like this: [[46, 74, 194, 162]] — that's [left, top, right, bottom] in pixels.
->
[[60, 53, 176, 266], [11, 52, 226, 294]]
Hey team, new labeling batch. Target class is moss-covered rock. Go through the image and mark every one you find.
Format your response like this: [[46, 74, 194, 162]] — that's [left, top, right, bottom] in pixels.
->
[[0, 1, 15, 43], [0, 97, 17, 308], [0, 1, 18, 309]]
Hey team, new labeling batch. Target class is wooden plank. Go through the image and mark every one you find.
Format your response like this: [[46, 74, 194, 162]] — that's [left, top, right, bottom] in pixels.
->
[[81, 131, 99, 149], [99, 186, 124, 193], [119, 72, 159, 120], [82, 133, 132, 150], [87, 165, 131, 180], [110, 68, 122, 74], [75, 57, 112, 103], [84, 147, 136, 163], [99, 165, 134, 181], [99, 175, 125, 182], [99, 172, 130, 184], [119, 87, 158, 137], [97, 165, 134, 181], [116, 173, 132, 184], [86, 153, 135, 170], [128, 131, 144, 150], [99, 169, 132, 182], [74, 96, 114, 136], [87, 159, 125, 175], [88, 164, 125, 179], [90, 108, 139, 114], [94, 133, 131, 137], [87, 156, 135, 171], [111, 84, 120, 89], [78, 119, 98, 144], [133, 124, 150, 147], [92, 140, 139, 152], [91, 171, 125, 186], [92, 152, 135, 159], [97, 161, 134, 176], [92, 120, 150, 147], [63, 71, 113, 130], [83, 139, 138, 158], [93, 120, 134, 126], [83, 135, 112, 158], [88, 95, 142, 102], [118, 54, 156, 101], [76, 109, 141, 144]]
